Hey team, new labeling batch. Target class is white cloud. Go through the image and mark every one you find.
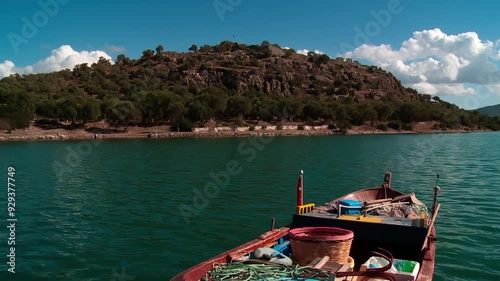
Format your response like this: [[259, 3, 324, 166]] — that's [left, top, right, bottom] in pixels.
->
[[0, 45, 112, 79], [344, 28, 500, 96], [0, 60, 15, 78], [105, 44, 126, 53], [296, 49, 325, 56], [410, 82, 476, 96]]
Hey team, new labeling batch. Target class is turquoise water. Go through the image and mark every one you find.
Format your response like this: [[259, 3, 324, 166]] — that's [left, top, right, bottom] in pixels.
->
[[0, 132, 499, 281]]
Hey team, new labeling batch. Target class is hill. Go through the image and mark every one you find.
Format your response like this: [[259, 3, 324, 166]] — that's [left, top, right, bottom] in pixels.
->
[[0, 40, 499, 132], [477, 104, 500, 117]]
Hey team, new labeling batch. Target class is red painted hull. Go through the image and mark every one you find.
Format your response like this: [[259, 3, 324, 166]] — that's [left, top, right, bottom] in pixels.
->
[[416, 226, 437, 281], [171, 227, 291, 281]]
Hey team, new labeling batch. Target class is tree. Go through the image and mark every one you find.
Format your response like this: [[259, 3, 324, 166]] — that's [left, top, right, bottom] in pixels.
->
[[315, 54, 330, 66], [278, 97, 303, 121], [188, 44, 198, 52], [55, 97, 77, 124], [376, 103, 394, 122], [197, 87, 228, 119], [81, 98, 101, 123], [73, 63, 92, 81], [227, 95, 252, 119], [0, 89, 35, 129], [36, 100, 58, 118], [167, 102, 186, 131], [155, 44, 164, 54], [142, 49, 155, 59], [303, 101, 328, 120], [360, 104, 378, 125], [187, 100, 210, 126], [116, 54, 130, 65], [249, 96, 273, 121], [109, 101, 141, 127]]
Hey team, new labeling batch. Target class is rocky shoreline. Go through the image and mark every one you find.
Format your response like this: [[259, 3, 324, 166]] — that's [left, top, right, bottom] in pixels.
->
[[0, 122, 487, 142]]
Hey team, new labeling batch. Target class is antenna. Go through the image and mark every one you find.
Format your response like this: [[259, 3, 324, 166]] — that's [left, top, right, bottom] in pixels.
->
[[435, 174, 440, 186]]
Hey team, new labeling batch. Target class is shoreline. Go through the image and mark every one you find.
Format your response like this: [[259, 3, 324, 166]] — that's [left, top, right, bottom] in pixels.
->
[[0, 123, 491, 142]]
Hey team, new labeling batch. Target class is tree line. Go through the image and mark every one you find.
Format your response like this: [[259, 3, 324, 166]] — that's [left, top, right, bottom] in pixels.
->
[[1, 82, 499, 132]]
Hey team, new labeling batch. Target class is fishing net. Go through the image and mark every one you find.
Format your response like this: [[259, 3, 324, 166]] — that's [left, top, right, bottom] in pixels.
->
[[203, 261, 331, 281]]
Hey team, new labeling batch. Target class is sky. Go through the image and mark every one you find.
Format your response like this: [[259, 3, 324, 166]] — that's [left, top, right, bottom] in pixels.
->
[[2, 0, 500, 109]]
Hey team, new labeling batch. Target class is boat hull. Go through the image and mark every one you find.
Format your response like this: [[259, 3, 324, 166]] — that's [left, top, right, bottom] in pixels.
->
[[170, 227, 290, 281]]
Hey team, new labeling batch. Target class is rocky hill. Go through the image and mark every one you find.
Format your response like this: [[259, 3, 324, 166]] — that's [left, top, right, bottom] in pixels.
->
[[123, 41, 414, 102]]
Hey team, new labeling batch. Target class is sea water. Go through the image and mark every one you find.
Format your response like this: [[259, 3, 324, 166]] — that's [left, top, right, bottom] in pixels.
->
[[0, 132, 498, 280]]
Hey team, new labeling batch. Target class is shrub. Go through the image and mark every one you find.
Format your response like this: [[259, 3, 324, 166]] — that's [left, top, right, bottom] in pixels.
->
[[328, 124, 337, 130], [377, 124, 388, 131], [402, 123, 413, 131], [261, 125, 267, 130], [388, 120, 402, 130], [173, 119, 194, 132], [297, 124, 305, 130], [276, 124, 284, 130], [249, 125, 255, 131], [233, 118, 245, 127]]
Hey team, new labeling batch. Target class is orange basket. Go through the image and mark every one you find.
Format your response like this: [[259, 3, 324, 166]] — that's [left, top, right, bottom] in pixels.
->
[[288, 227, 354, 265]]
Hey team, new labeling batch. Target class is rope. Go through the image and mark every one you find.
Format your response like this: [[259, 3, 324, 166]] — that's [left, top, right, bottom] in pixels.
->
[[205, 260, 331, 281]]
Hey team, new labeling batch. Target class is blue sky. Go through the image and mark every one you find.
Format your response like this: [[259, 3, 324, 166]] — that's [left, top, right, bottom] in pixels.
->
[[2, 0, 500, 109]]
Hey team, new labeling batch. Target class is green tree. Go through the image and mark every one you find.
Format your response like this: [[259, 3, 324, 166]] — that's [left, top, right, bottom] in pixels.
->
[[249, 96, 273, 121], [56, 97, 77, 124], [36, 99, 58, 118], [167, 102, 186, 131], [315, 54, 330, 66], [116, 54, 130, 65], [278, 97, 303, 121], [109, 101, 141, 127], [376, 103, 394, 122], [360, 104, 378, 125], [81, 98, 102, 123], [187, 100, 210, 126], [0, 89, 35, 129], [142, 49, 155, 59], [155, 44, 164, 54], [188, 44, 198, 52], [227, 95, 252, 119]]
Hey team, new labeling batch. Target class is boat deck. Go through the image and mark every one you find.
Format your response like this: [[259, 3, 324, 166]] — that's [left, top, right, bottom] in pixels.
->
[[292, 212, 428, 266], [306, 212, 422, 227]]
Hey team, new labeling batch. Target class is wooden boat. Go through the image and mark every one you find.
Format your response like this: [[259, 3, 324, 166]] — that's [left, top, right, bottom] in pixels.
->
[[171, 171, 440, 281]]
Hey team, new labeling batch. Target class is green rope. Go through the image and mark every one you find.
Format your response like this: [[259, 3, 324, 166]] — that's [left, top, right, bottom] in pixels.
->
[[206, 261, 331, 281]]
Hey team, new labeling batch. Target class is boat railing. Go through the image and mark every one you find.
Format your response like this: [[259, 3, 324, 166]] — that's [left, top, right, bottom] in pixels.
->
[[296, 203, 315, 214]]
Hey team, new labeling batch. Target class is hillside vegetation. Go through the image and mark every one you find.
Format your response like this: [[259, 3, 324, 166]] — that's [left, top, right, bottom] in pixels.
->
[[1, 40, 499, 132], [477, 104, 500, 117]]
